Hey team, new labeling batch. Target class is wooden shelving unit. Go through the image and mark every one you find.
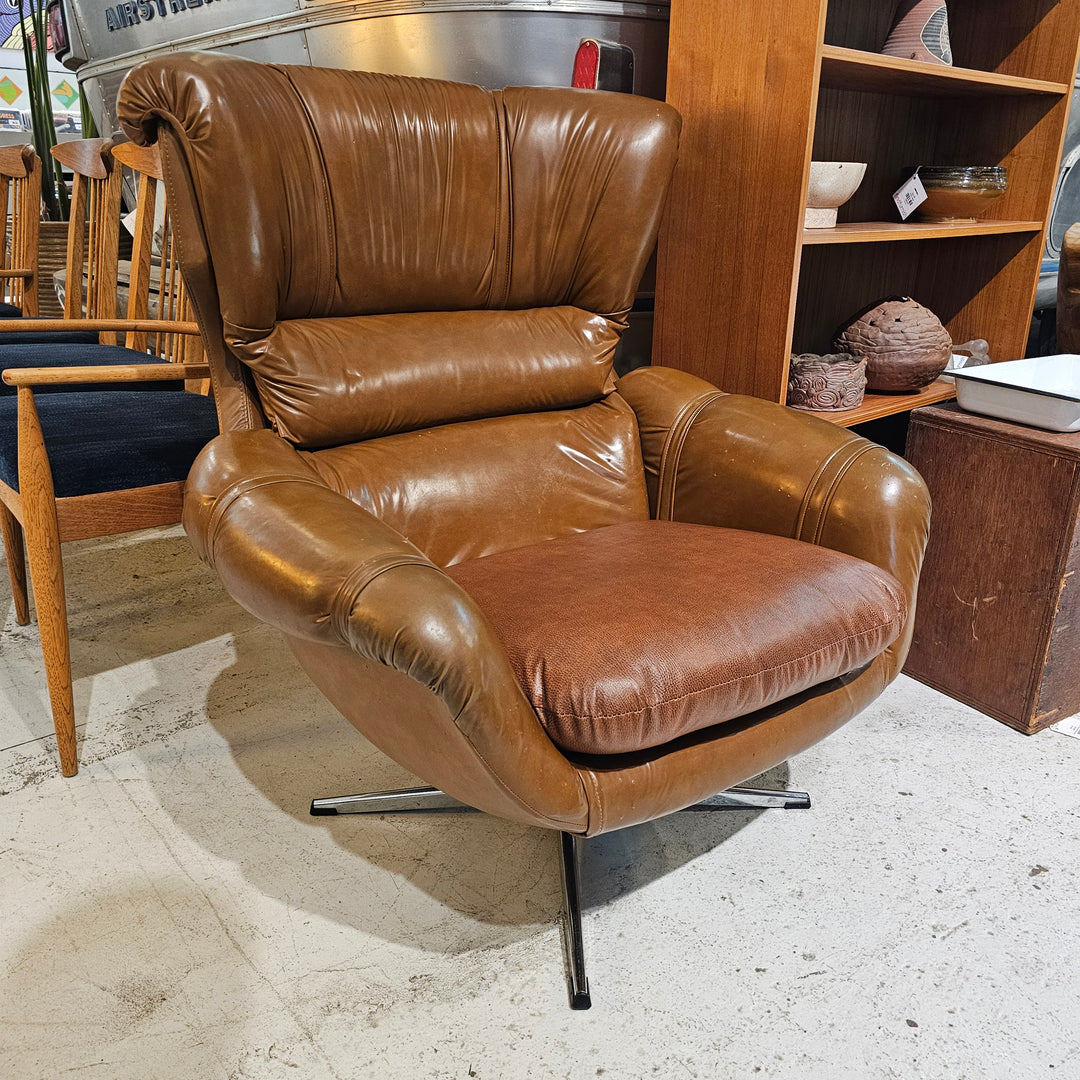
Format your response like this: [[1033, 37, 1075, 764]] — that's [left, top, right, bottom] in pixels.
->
[[654, 0, 1080, 425]]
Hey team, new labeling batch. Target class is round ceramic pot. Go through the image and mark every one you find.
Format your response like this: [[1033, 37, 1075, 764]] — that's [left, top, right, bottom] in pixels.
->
[[835, 297, 953, 392]]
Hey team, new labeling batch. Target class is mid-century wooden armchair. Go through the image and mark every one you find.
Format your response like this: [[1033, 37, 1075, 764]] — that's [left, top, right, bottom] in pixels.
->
[[0, 145, 40, 318], [0, 138, 219, 777]]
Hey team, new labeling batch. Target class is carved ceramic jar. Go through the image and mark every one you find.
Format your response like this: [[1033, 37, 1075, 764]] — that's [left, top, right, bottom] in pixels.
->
[[786, 353, 868, 411], [834, 297, 952, 393], [881, 0, 952, 66]]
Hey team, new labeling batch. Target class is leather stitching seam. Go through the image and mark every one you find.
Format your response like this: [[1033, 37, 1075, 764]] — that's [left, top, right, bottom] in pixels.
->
[[656, 391, 726, 520], [331, 554, 436, 641], [809, 444, 879, 546], [443, 723, 589, 832], [206, 473, 325, 564], [793, 442, 850, 541]]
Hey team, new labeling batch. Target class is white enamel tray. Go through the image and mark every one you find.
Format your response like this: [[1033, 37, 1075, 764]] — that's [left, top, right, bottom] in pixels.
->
[[950, 354, 1080, 432]]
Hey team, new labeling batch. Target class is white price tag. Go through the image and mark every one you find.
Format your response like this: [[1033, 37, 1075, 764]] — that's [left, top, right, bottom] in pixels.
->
[[893, 171, 928, 221], [1052, 712, 1080, 739]]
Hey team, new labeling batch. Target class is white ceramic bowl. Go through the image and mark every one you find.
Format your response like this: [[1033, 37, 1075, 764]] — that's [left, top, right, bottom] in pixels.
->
[[951, 354, 1080, 432], [805, 161, 867, 228]]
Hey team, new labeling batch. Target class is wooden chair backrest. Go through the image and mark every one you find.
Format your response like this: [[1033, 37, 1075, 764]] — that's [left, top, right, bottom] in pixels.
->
[[51, 139, 122, 336], [110, 140, 199, 366], [0, 144, 41, 316]]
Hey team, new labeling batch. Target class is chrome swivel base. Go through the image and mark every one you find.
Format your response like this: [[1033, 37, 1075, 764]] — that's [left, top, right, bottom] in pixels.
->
[[310, 784, 811, 1010]]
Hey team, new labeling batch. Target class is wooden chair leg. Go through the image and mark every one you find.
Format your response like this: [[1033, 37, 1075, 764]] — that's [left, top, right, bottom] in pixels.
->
[[17, 387, 77, 776], [0, 499, 30, 625]]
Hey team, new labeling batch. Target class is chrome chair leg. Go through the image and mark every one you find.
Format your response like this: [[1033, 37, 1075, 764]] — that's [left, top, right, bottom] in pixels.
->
[[310, 785, 477, 815], [310, 782, 810, 1010], [559, 831, 592, 1010], [680, 786, 811, 812]]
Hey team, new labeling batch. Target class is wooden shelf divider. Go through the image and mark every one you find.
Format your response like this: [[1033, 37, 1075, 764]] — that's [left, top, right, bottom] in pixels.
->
[[802, 220, 1044, 245], [813, 379, 957, 426], [819, 45, 1069, 97]]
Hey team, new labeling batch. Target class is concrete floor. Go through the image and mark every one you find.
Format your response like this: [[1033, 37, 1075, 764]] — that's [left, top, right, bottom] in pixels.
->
[[1, 526, 1078, 1080]]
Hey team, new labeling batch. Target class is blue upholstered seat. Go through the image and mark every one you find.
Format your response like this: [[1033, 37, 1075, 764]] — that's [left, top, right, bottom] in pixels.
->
[[0, 329, 101, 345], [0, 304, 99, 344], [0, 344, 185, 395], [0, 389, 218, 497]]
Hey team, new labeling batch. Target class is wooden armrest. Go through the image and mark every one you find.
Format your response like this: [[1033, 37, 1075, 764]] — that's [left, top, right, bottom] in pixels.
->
[[0, 268, 33, 279], [0, 318, 201, 335], [3, 362, 210, 387]]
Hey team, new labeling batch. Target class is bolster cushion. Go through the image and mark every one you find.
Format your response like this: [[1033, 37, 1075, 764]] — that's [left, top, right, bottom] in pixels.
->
[[230, 306, 620, 448]]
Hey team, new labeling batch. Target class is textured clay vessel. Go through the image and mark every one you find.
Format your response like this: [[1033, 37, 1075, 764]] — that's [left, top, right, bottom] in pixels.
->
[[805, 162, 868, 228], [787, 353, 868, 411], [881, 0, 952, 66], [834, 297, 953, 392]]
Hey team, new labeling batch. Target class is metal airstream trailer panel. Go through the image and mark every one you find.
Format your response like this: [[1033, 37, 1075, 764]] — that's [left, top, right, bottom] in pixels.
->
[[59, 1, 671, 138]]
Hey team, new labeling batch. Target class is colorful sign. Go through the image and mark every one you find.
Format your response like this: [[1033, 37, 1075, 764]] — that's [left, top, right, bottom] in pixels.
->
[[0, 74, 21, 104], [52, 78, 77, 107]]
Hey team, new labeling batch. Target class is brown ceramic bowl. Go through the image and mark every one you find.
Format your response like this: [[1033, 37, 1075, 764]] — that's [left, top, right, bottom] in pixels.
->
[[910, 166, 1008, 223]]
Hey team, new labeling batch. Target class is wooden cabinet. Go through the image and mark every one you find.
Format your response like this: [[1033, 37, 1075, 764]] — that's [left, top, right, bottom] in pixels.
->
[[904, 403, 1080, 733], [655, 0, 1080, 427]]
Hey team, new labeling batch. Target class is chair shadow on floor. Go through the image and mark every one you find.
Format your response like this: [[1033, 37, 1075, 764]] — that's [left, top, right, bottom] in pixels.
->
[[1, 527, 256, 767], [142, 611, 803, 957]]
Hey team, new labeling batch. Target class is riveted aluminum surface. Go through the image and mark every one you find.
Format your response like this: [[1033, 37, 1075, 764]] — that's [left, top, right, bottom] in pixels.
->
[[61, 0, 670, 137]]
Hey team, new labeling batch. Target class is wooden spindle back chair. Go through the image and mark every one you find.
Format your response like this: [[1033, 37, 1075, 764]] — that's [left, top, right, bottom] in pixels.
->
[[110, 141, 207, 391], [0, 139, 217, 777], [53, 139, 123, 335]]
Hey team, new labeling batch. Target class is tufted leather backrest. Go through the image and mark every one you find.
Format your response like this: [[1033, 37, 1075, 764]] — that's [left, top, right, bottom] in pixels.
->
[[118, 53, 681, 561]]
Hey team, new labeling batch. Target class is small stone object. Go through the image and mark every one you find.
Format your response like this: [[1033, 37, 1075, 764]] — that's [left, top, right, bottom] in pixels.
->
[[954, 338, 990, 368], [787, 353, 868, 411], [834, 297, 953, 392], [881, 0, 952, 66]]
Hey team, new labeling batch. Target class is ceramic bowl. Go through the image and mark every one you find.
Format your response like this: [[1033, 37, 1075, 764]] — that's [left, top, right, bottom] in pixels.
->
[[913, 165, 1008, 223], [805, 161, 867, 228]]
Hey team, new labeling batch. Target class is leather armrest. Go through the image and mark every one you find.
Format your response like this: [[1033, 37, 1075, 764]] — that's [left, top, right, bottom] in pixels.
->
[[183, 429, 587, 827], [618, 365, 932, 606]]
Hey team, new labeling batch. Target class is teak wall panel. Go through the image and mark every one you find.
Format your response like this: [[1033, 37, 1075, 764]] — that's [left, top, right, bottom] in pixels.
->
[[949, 0, 1080, 81], [822, 0, 896, 53], [654, 0, 826, 397], [812, 90, 945, 222], [936, 94, 1067, 218]]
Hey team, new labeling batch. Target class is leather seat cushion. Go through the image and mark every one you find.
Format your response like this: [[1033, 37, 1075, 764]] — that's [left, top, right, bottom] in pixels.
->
[[445, 520, 907, 755]]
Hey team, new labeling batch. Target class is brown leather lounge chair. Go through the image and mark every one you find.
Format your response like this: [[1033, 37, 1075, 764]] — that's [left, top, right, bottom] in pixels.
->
[[118, 53, 931, 1010]]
